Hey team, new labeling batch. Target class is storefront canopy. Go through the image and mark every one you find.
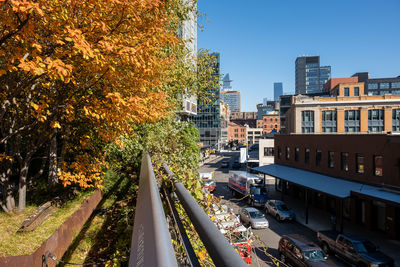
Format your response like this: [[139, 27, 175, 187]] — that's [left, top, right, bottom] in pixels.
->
[[253, 164, 400, 204]]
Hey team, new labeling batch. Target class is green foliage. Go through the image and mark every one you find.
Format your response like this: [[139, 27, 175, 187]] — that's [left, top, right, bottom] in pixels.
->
[[106, 116, 200, 174]]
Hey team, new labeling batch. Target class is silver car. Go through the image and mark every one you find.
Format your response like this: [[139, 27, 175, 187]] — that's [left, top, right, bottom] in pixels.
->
[[239, 207, 269, 229], [265, 200, 295, 221]]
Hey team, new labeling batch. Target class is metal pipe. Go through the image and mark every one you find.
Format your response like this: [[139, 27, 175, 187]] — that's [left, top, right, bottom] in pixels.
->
[[174, 183, 247, 267], [163, 163, 246, 267], [129, 154, 178, 267]]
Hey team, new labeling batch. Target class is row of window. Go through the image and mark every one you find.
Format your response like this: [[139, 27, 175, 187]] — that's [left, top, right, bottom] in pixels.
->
[[367, 90, 400, 96], [277, 147, 383, 176], [263, 118, 279, 122], [301, 109, 400, 133], [368, 82, 400, 90], [343, 87, 360, 96], [234, 128, 245, 132]]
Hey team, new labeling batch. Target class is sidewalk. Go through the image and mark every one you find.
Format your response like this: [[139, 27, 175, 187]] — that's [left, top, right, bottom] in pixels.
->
[[267, 184, 400, 266], [199, 154, 223, 167]]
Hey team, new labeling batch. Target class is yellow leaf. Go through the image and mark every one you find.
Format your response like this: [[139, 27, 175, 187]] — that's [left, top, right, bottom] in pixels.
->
[[51, 121, 61, 129], [30, 102, 39, 110]]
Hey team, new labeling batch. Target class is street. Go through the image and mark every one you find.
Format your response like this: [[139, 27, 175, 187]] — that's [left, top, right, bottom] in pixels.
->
[[200, 151, 346, 267]]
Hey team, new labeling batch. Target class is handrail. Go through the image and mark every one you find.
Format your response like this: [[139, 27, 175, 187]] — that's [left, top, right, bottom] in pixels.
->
[[129, 154, 178, 267], [163, 163, 247, 267]]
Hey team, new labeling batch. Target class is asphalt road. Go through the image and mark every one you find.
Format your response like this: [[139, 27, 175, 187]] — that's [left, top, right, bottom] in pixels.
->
[[200, 151, 345, 267]]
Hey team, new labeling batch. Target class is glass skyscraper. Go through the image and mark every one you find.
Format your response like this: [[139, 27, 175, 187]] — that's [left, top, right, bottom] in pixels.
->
[[295, 56, 331, 94], [190, 53, 222, 147], [274, 82, 283, 101]]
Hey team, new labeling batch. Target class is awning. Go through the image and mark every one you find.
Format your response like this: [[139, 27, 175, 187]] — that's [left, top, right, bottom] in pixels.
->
[[351, 187, 400, 207], [253, 164, 400, 204]]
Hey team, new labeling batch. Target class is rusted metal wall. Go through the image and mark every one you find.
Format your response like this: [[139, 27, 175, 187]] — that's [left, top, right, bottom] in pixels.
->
[[0, 189, 103, 267]]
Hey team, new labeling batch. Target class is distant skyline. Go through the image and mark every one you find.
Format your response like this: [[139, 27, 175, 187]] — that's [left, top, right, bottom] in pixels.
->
[[197, 0, 400, 112]]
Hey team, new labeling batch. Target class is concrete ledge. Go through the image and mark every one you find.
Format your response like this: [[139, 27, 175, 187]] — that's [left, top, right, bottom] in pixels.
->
[[0, 189, 103, 267]]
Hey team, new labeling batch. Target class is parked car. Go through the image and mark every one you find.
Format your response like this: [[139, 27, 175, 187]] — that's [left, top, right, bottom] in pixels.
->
[[278, 234, 337, 267], [232, 160, 241, 169], [265, 200, 295, 221], [239, 207, 269, 229], [317, 230, 394, 267], [221, 161, 229, 168]]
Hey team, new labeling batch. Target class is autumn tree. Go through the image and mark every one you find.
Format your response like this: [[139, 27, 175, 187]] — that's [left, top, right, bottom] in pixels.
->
[[0, 0, 207, 212]]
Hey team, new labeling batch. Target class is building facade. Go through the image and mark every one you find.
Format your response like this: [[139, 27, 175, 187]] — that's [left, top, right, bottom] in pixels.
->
[[271, 134, 400, 239], [190, 52, 221, 147], [177, 1, 197, 117], [282, 93, 400, 134], [228, 122, 246, 144], [274, 82, 283, 101], [247, 127, 263, 145], [230, 112, 257, 120], [220, 101, 230, 146], [295, 56, 331, 94], [220, 90, 241, 112], [257, 112, 280, 134]]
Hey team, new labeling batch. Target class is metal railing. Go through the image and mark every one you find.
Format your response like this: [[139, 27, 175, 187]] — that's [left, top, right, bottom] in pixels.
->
[[129, 154, 178, 267], [129, 153, 247, 267]]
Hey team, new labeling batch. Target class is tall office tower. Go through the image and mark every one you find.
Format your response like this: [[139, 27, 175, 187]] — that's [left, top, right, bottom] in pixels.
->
[[274, 82, 283, 101], [190, 53, 222, 147], [220, 73, 241, 112], [222, 73, 233, 91], [177, 0, 197, 117], [220, 91, 241, 112], [295, 56, 331, 94]]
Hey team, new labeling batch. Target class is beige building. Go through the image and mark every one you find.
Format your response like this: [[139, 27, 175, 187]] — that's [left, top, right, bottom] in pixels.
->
[[283, 92, 400, 134], [246, 127, 263, 145]]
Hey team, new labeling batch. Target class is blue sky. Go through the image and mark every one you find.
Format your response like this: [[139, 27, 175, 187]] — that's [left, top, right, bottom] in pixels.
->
[[197, 0, 400, 111]]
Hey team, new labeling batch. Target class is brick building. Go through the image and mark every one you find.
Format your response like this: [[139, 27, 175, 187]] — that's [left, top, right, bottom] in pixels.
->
[[255, 134, 400, 240], [257, 113, 280, 134], [227, 121, 246, 144]]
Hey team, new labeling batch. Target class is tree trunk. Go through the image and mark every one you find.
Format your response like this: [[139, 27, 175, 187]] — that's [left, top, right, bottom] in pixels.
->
[[48, 134, 58, 186], [1, 166, 15, 213], [18, 161, 29, 212]]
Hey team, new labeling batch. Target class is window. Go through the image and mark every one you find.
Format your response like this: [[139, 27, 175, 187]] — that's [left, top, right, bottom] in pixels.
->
[[278, 147, 281, 159], [302, 110, 315, 133], [328, 151, 334, 168], [286, 147, 290, 160], [264, 147, 274, 157], [380, 83, 390, 89], [322, 110, 337, 132], [341, 152, 349, 171], [392, 90, 400, 95], [316, 150, 322, 166], [356, 154, 364, 174], [368, 109, 384, 132], [368, 83, 378, 89], [374, 156, 383, 176], [393, 109, 400, 131], [234, 129, 238, 132], [305, 148, 310, 164], [234, 134, 238, 137], [368, 90, 380, 96], [344, 87, 350, 96], [345, 110, 360, 132], [295, 148, 299, 162], [354, 87, 360, 96], [392, 82, 400, 88]]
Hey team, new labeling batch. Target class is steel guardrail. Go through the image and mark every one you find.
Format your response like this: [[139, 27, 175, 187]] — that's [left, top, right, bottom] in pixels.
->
[[129, 154, 178, 267], [163, 163, 247, 267]]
